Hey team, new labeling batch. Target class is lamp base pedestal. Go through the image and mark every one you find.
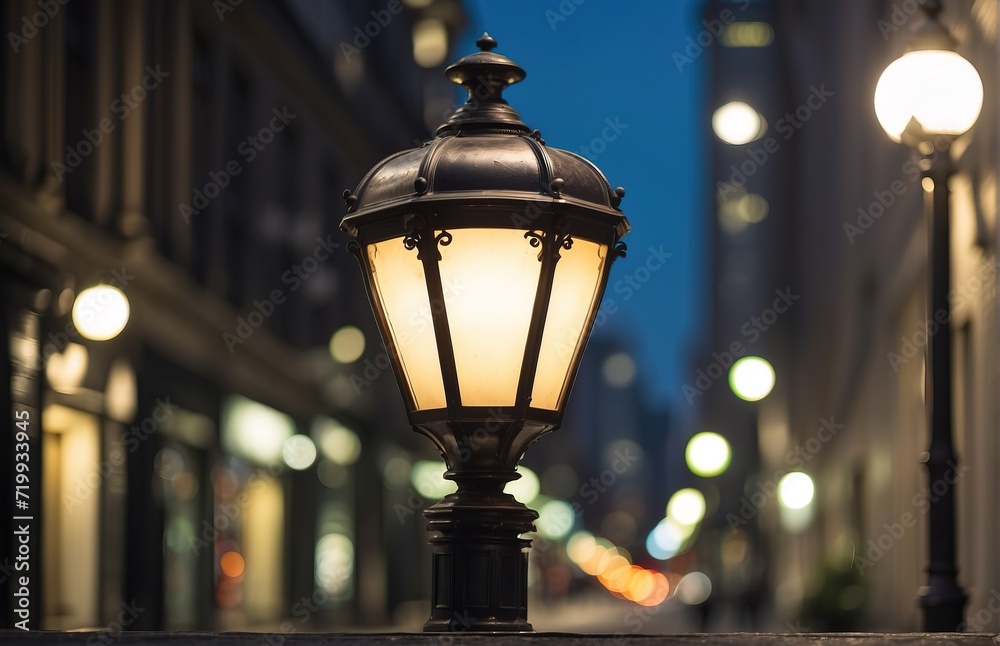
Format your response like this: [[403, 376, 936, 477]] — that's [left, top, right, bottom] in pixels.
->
[[918, 580, 967, 632], [422, 475, 537, 632]]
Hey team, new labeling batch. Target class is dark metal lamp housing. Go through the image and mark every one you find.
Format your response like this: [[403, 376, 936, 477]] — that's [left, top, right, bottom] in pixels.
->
[[341, 34, 630, 632]]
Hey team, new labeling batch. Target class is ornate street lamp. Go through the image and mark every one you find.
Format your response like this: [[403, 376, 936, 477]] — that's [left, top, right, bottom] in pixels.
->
[[341, 34, 629, 631], [874, 0, 982, 632]]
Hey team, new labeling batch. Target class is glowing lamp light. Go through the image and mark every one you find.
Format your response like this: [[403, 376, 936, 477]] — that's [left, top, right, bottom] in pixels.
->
[[676, 571, 712, 605], [875, 50, 983, 143], [872, 8, 982, 626], [220, 550, 246, 578], [685, 432, 731, 477], [411, 460, 457, 499], [729, 356, 775, 401], [312, 417, 361, 466], [46, 343, 88, 391], [646, 517, 692, 561], [536, 499, 575, 540], [341, 34, 630, 632], [602, 352, 636, 388], [222, 395, 295, 466], [72, 285, 130, 341], [566, 532, 597, 564], [666, 488, 706, 526], [282, 434, 317, 470], [712, 101, 766, 145], [413, 19, 449, 68], [329, 325, 366, 363], [504, 466, 540, 505], [316, 533, 354, 597], [778, 471, 815, 509], [721, 22, 774, 48]]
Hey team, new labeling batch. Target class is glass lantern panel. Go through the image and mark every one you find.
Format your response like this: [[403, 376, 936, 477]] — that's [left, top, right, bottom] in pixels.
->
[[531, 240, 609, 411], [436, 228, 542, 407], [367, 239, 447, 411]]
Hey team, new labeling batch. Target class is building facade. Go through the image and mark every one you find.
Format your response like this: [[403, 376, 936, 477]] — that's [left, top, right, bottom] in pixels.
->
[[1, 0, 465, 631], [699, 0, 999, 631]]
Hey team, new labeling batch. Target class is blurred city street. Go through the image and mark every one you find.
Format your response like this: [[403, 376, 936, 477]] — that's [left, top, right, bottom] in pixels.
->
[[2, 0, 999, 638]]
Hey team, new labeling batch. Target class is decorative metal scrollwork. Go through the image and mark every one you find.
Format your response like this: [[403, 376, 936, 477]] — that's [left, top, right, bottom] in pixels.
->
[[403, 213, 425, 250], [524, 230, 544, 250], [435, 231, 453, 248], [402, 213, 451, 260], [552, 215, 573, 253], [524, 227, 573, 262], [612, 241, 628, 261]]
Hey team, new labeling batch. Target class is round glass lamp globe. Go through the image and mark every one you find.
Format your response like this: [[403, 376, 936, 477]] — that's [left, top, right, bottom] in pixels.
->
[[874, 50, 983, 142]]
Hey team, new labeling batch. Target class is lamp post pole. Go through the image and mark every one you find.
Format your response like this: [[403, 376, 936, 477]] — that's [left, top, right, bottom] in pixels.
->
[[918, 147, 966, 631], [873, 0, 983, 629]]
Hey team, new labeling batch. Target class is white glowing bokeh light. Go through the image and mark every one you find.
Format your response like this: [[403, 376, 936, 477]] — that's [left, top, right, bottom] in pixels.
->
[[46, 343, 88, 391], [72, 285, 130, 341], [105, 359, 137, 422], [412, 19, 448, 68], [222, 396, 296, 465], [329, 325, 366, 363], [536, 499, 575, 540], [411, 460, 457, 499], [685, 432, 731, 477], [602, 352, 636, 388], [719, 192, 769, 235], [282, 434, 317, 470], [676, 571, 713, 605], [780, 502, 814, 533], [315, 533, 354, 597], [504, 466, 540, 504], [721, 22, 774, 48], [712, 102, 765, 145], [566, 532, 598, 564], [729, 356, 775, 401], [312, 417, 361, 466], [383, 456, 411, 487], [646, 517, 691, 560], [666, 488, 706, 526], [875, 50, 983, 142], [778, 472, 815, 509]]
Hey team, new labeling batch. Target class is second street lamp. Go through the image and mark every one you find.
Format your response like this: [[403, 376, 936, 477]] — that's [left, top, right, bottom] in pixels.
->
[[341, 34, 630, 632], [874, 0, 983, 632]]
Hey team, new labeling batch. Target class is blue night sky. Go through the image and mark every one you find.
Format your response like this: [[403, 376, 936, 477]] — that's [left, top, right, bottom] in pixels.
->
[[459, 1, 708, 412]]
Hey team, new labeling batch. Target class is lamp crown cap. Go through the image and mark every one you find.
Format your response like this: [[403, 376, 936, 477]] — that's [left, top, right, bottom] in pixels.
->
[[907, 0, 957, 51], [439, 33, 528, 134], [477, 33, 498, 51]]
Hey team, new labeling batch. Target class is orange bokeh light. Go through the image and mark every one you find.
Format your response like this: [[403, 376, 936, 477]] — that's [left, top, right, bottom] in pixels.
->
[[635, 571, 670, 606], [598, 561, 634, 592], [624, 568, 655, 601], [569, 534, 672, 607], [220, 550, 246, 578], [579, 546, 609, 575]]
